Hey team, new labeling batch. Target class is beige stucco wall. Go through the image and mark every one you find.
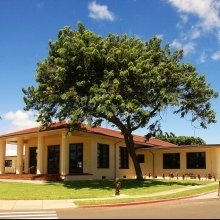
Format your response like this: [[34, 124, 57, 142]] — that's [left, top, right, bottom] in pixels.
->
[[135, 147, 219, 180], [214, 148, 220, 179], [21, 130, 137, 180], [2, 128, 220, 181], [5, 156, 16, 173], [5, 155, 25, 174]]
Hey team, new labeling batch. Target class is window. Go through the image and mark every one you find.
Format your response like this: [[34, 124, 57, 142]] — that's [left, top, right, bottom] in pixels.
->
[[163, 153, 180, 169], [69, 143, 83, 174], [137, 154, 145, 163], [97, 143, 109, 168], [186, 152, 206, 169], [5, 160, 12, 167], [119, 147, 129, 169]]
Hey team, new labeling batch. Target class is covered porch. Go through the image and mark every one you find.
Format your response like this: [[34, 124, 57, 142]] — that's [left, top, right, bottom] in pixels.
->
[[0, 127, 95, 181]]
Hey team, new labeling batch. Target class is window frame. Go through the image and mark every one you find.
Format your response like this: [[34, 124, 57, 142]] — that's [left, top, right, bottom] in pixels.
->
[[5, 160, 12, 167]]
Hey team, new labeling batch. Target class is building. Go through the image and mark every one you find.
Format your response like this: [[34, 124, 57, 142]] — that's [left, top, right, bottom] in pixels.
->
[[0, 121, 219, 181]]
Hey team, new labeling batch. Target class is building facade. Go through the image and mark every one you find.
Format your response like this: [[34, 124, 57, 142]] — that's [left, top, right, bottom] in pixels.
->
[[0, 121, 220, 181]]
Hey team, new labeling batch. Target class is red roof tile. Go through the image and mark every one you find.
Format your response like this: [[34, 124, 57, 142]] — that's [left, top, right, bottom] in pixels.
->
[[0, 121, 176, 147]]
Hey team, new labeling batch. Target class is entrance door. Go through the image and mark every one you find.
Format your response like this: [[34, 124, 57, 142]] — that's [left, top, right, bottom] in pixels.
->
[[29, 147, 37, 174], [69, 143, 83, 174], [48, 145, 60, 174]]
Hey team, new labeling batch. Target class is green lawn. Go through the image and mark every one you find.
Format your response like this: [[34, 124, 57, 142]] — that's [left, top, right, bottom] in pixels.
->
[[75, 182, 218, 206], [0, 179, 218, 203]]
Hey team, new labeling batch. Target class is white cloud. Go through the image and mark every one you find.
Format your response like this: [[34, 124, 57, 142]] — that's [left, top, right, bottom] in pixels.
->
[[0, 110, 39, 156], [182, 42, 195, 55], [88, 1, 115, 21], [168, 0, 220, 31], [170, 39, 182, 49], [168, 0, 220, 59], [180, 14, 188, 24], [156, 34, 163, 40], [171, 39, 195, 55], [211, 51, 220, 60], [217, 30, 220, 43], [3, 110, 39, 132], [189, 26, 201, 40], [199, 51, 207, 63]]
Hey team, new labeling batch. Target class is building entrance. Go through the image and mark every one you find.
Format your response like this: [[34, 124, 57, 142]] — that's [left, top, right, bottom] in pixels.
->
[[48, 145, 60, 174], [29, 147, 37, 174]]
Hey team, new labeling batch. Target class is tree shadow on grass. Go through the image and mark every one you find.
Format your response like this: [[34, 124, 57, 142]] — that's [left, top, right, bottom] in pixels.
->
[[46, 178, 202, 191]]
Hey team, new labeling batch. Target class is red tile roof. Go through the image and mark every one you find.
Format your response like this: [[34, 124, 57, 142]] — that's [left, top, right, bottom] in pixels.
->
[[85, 125, 175, 147], [0, 121, 176, 147]]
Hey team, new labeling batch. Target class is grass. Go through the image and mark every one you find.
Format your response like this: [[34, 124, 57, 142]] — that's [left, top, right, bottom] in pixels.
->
[[75, 182, 218, 206], [0, 179, 218, 206]]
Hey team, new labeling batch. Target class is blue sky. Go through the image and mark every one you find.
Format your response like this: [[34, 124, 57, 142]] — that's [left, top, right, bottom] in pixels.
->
[[0, 0, 220, 155]]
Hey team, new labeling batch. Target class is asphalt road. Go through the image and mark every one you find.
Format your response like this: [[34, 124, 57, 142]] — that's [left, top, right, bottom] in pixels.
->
[[56, 198, 220, 219], [0, 197, 219, 219]]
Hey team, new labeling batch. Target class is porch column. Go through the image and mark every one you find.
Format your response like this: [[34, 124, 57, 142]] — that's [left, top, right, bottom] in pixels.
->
[[16, 138, 24, 174], [23, 143, 28, 174], [215, 148, 220, 180], [60, 131, 68, 175], [0, 140, 6, 174], [37, 134, 44, 174]]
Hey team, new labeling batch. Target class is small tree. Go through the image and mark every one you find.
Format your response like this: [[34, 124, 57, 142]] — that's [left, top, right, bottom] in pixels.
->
[[22, 22, 218, 180]]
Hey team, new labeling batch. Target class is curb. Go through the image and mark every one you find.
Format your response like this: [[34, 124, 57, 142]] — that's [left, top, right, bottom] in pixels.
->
[[79, 194, 198, 208]]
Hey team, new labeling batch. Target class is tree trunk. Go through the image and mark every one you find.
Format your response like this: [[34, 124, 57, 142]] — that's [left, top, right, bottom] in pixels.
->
[[123, 133, 144, 180]]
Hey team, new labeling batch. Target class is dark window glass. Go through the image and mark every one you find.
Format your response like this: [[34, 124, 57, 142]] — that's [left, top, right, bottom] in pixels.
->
[[5, 160, 12, 167], [47, 145, 60, 174], [163, 153, 180, 169], [29, 147, 37, 174], [69, 143, 83, 174], [137, 154, 145, 163], [97, 143, 109, 168], [186, 152, 206, 169], [119, 147, 129, 169]]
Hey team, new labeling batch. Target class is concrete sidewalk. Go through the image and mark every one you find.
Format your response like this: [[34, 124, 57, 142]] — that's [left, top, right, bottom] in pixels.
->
[[0, 181, 219, 210], [0, 199, 77, 210]]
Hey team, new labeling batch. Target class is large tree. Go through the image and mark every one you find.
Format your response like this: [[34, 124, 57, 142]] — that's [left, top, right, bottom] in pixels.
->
[[22, 22, 218, 180]]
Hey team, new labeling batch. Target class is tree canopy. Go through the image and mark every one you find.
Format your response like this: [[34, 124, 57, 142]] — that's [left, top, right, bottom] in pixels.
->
[[22, 22, 218, 180], [155, 132, 206, 145]]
